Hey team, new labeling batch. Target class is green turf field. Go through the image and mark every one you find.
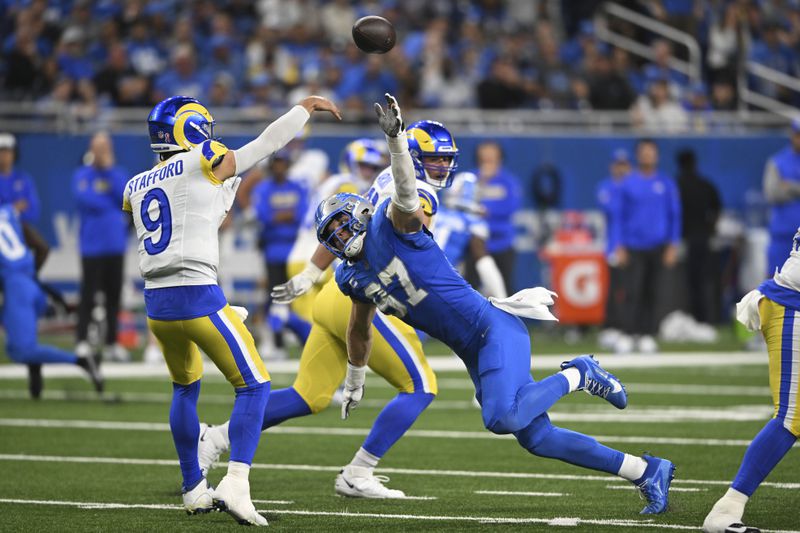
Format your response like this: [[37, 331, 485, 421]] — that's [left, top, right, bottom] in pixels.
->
[[0, 348, 797, 532]]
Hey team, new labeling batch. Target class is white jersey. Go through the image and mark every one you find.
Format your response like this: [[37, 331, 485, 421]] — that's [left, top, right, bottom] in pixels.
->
[[365, 166, 440, 226], [123, 140, 235, 289], [774, 228, 800, 292], [287, 172, 369, 265]]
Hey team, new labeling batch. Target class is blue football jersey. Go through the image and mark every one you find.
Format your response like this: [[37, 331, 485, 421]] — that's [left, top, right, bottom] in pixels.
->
[[0, 205, 34, 277], [335, 199, 490, 354], [433, 207, 489, 266]]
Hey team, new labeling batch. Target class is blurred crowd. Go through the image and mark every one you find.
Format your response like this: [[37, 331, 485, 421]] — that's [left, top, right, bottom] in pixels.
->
[[2, 0, 800, 129]]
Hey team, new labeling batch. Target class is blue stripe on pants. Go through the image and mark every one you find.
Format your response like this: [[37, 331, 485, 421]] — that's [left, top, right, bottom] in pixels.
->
[[209, 312, 256, 388], [373, 314, 423, 392]]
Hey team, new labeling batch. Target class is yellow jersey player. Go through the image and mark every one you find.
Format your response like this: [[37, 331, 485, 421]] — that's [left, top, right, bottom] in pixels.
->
[[124, 94, 340, 525], [198, 104, 462, 498], [282, 138, 386, 322], [704, 227, 800, 533]]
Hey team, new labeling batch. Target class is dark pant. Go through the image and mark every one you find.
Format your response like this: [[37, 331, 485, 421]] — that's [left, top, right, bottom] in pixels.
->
[[465, 248, 515, 295], [77, 255, 124, 345], [604, 264, 625, 330], [622, 247, 665, 336], [685, 236, 713, 323], [266, 261, 288, 347]]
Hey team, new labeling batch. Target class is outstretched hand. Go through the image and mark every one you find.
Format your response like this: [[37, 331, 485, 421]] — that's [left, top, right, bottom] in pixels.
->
[[300, 96, 342, 121], [374, 93, 404, 137]]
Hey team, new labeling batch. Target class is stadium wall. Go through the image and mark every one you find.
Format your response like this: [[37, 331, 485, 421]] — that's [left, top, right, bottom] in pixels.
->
[[19, 132, 784, 296]]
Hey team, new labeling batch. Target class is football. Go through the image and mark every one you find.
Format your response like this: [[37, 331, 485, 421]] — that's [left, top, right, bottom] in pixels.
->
[[352, 15, 396, 54]]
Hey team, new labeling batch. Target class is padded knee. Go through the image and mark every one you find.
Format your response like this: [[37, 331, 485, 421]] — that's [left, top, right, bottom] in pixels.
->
[[299, 389, 333, 414], [513, 414, 555, 453], [482, 403, 523, 435], [7, 340, 37, 363]]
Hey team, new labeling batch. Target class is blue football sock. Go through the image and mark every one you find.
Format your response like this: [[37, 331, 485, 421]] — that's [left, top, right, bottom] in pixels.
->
[[285, 312, 311, 344], [229, 381, 271, 465], [515, 414, 624, 475], [261, 387, 312, 430], [362, 392, 435, 458], [732, 418, 797, 496], [169, 380, 203, 490], [9, 344, 78, 364]]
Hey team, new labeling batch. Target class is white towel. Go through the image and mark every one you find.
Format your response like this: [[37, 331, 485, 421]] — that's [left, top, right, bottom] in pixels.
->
[[735, 289, 763, 332], [489, 287, 559, 321]]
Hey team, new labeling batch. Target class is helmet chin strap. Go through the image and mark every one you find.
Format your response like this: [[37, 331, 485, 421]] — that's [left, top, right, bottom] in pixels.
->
[[344, 234, 365, 258]]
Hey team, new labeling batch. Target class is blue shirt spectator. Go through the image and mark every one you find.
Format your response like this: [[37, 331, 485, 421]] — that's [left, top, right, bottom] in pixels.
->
[[597, 149, 631, 257], [251, 155, 307, 264], [72, 136, 129, 257], [473, 142, 522, 254], [612, 168, 681, 250], [0, 133, 40, 223]]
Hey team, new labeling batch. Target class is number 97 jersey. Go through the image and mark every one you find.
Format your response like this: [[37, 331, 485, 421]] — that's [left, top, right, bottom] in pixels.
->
[[123, 140, 234, 289]]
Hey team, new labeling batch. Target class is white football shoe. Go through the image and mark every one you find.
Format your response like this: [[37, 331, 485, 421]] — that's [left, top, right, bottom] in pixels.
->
[[213, 475, 268, 526], [182, 478, 215, 515], [198, 423, 229, 477], [334, 465, 406, 498]]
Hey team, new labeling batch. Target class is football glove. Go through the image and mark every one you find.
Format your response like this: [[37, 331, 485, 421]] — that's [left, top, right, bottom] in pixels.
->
[[270, 263, 324, 303], [230, 305, 249, 322], [374, 93, 404, 137], [341, 363, 366, 420]]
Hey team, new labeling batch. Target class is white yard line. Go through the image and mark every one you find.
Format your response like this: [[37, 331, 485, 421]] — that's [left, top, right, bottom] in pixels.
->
[[0, 417, 770, 446], [1, 454, 798, 490], [474, 490, 568, 497], [0, 390, 775, 422], [0, 353, 769, 380], [0, 497, 797, 532], [605, 485, 707, 493]]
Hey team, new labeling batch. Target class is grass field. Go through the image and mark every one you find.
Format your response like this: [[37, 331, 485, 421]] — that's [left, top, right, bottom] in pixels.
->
[[0, 341, 797, 531]]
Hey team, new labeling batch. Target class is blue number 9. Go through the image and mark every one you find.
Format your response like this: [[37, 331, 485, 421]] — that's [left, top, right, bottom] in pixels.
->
[[141, 188, 172, 255]]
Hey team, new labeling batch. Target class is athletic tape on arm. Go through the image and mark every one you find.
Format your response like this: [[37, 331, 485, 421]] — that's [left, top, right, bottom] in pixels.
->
[[387, 134, 420, 213]]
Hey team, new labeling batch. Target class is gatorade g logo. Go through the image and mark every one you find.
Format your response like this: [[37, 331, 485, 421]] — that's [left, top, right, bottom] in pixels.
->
[[561, 260, 601, 308]]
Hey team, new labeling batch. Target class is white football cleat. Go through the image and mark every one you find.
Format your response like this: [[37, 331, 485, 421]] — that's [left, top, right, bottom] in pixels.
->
[[198, 423, 229, 478], [182, 478, 215, 515], [334, 465, 406, 498], [213, 475, 268, 526]]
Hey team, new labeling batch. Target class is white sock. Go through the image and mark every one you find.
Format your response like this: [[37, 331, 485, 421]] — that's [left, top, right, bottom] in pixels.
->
[[559, 367, 582, 393], [227, 460, 251, 481], [350, 447, 380, 470], [219, 421, 231, 447], [617, 454, 648, 482], [714, 487, 748, 518]]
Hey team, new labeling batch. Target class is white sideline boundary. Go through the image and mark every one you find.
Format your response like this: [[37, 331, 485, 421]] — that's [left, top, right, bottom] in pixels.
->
[[0, 352, 768, 380], [474, 490, 568, 497], [1, 454, 798, 490], [0, 497, 797, 532], [0, 417, 766, 446]]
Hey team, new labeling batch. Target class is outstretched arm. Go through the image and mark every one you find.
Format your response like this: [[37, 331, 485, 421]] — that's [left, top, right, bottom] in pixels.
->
[[342, 298, 377, 419], [214, 96, 342, 182], [374, 94, 425, 233]]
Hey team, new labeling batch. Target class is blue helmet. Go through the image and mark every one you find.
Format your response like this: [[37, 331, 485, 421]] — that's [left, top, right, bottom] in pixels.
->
[[444, 172, 484, 214], [148, 96, 215, 153], [405, 120, 459, 190], [315, 193, 374, 260], [339, 138, 386, 179]]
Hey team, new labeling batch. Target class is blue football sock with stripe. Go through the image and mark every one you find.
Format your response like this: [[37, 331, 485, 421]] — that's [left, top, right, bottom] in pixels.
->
[[732, 418, 797, 496], [229, 381, 271, 464], [362, 391, 435, 457], [515, 414, 625, 475], [261, 387, 312, 430], [169, 380, 203, 490]]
